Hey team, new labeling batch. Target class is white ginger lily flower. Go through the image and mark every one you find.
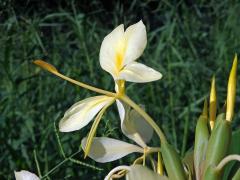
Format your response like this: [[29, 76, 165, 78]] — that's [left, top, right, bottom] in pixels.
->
[[58, 20, 162, 133], [33, 21, 162, 145], [104, 165, 168, 180], [14, 170, 39, 180], [81, 105, 154, 163], [100, 20, 162, 83]]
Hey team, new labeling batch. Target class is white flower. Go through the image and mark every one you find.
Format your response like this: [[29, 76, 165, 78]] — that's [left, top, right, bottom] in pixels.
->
[[104, 165, 167, 180], [34, 21, 162, 133], [14, 170, 39, 180], [81, 104, 154, 162], [100, 20, 162, 83]]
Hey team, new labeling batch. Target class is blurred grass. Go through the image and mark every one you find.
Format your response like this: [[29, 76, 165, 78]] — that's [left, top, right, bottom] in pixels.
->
[[0, 0, 240, 179]]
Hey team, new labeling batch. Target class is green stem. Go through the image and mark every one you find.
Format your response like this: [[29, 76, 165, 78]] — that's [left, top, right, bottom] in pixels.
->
[[41, 150, 81, 179], [120, 95, 167, 143], [34, 150, 42, 178], [56, 72, 116, 97]]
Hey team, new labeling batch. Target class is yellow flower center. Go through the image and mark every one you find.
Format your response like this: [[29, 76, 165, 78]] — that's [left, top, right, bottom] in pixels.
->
[[115, 39, 127, 74]]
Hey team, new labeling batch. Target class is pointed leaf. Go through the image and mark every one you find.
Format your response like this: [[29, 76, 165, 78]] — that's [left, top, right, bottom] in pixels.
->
[[161, 142, 186, 180], [194, 115, 209, 180]]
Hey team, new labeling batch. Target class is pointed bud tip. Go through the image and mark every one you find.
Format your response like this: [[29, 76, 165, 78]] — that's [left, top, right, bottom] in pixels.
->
[[226, 54, 238, 121], [33, 60, 58, 73], [209, 75, 217, 125], [210, 75, 217, 102]]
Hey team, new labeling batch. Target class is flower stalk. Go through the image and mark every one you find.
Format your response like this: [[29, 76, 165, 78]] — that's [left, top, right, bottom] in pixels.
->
[[34, 60, 116, 97], [120, 95, 167, 143]]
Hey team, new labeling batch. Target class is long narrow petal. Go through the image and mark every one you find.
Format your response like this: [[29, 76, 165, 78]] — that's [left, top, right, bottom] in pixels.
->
[[119, 62, 162, 83], [123, 20, 147, 65], [100, 24, 125, 78], [84, 99, 114, 158], [14, 170, 39, 180], [81, 137, 143, 163], [59, 96, 114, 132], [116, 100, 153, 148]]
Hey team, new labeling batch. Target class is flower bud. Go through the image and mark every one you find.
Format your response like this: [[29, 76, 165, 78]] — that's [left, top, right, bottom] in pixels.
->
[[209, 76, 217, 130], [226, 54, 238, 121]]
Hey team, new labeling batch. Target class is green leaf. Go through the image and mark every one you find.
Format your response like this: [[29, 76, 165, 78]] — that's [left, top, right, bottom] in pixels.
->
[[204, 165, 220, 180], [194, 115, 209, 179], [223, 129, 240, 180], [161, 142, 186, 180], [205, 116, 231, 170], [232, 169, 240, 180]]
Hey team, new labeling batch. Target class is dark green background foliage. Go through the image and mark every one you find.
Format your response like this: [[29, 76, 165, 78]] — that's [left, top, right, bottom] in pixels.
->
[[1, 0, 240, 179]]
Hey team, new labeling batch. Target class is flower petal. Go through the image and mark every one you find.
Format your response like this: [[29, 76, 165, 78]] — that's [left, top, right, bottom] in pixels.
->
[[59, 96, 114, 132], [81, 137, 143, 163], [123, 20, 147, 65], [128, 106, 154, 144], [116, 101, 153, 147], [14, 170, 39, 180], [104, 165, 131, 180], [100, 24, 124, 78], [126, 165, 168, 180], [119, 62, 162, 83]]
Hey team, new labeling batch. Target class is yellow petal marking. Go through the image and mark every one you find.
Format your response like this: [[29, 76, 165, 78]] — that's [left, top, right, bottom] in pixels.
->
[[115, 39, 127, 74]]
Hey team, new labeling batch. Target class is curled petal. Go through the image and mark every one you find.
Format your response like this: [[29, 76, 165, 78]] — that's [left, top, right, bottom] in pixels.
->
[[104, 165, 131, 180], [14, 170, 39, 180], [81, 137, 143, 163], [119, 62, 162, 83], [59, 96, 114, 132], [116, 100, 153, 147]]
